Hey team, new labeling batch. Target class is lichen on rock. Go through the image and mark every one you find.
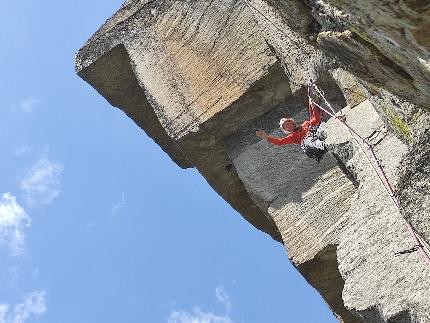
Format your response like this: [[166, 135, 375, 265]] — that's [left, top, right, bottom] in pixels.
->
[[76, 1, 430, 321]]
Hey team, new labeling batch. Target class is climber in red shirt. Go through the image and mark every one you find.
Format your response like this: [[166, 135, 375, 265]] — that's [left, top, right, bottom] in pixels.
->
[[256, 100, 327, 162]]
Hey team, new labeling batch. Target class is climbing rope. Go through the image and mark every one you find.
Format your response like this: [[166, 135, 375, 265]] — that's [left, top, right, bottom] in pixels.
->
[[244, 0, 316, 87], [243, 0, 430, 265], [309, 83, 430, 266]]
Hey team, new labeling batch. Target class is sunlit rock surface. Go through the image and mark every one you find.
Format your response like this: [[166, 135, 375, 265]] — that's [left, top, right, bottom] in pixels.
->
[[76, 1, 430, 322]]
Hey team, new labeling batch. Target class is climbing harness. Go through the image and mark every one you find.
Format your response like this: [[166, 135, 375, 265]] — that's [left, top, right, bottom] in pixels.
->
[[299, 84, 328, 163], [300, 134, 326, 163], [309, 83, 430, 266], [300, 124, 327, 163], [243, 0, 430, 266]]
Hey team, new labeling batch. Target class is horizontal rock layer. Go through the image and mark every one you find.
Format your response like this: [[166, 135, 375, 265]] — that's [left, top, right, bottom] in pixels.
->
[[76, 1, 430, 322]]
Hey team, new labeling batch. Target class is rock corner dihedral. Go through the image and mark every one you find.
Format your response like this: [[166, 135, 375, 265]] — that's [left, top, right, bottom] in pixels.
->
[[76, 1, 430, 322]]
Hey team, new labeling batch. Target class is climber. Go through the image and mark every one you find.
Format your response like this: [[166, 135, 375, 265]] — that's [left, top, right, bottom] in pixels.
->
[[255, 98, 327, 163]]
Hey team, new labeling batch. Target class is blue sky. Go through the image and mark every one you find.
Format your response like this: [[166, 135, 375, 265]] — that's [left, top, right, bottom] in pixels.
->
[[0, 1, 337, 322]]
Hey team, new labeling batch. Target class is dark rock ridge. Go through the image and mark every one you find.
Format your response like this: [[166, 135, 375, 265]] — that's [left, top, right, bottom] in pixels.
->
[[76, 1, 430, 322]]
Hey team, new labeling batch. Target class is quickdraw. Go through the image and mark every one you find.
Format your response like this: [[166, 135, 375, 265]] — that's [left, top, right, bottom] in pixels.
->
[[310, 82, 430, 265]]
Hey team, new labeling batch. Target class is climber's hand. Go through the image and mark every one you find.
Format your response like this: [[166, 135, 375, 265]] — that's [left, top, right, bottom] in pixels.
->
[[256, 129, 268, 140]]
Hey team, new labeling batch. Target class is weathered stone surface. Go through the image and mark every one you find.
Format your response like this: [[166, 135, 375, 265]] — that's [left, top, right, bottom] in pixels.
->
[[76, 0, 293, 241], [310, 0, 430, 108], [326, 100, 430, 322], [76, 0, 430, 322], [397, 129, 430, 244], [77, 44, 192, 168]]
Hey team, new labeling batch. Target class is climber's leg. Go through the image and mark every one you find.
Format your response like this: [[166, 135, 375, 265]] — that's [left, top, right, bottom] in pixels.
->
[[305, 137, 326, 151], [315, 123, 327, 140], [302, 136, 327, 163]]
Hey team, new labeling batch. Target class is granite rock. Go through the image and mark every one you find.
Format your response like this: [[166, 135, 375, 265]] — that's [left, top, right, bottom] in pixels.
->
[[76, 1, 430, 321]]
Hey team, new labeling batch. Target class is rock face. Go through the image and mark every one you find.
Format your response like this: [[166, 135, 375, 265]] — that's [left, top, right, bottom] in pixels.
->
[[76, 1, 430, 322]]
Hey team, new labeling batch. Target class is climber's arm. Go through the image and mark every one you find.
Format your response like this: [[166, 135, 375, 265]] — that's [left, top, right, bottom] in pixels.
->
[[267, 135, 295, 145], [256, 129, 295, 145]]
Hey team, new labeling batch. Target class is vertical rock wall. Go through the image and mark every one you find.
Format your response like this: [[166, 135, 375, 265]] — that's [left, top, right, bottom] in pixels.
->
[[76, 1, 430, 321]]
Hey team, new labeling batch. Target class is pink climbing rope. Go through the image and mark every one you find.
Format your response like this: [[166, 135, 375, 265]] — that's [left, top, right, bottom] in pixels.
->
[[242, 0, 430, 265], [310, 84, 430, 266]]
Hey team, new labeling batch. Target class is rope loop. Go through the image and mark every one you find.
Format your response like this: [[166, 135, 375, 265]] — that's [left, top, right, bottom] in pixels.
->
[[309, 82, 430, 265]]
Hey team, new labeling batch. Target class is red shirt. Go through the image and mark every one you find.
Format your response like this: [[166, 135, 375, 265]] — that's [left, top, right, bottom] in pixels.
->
[[267, 102, 321, 146]]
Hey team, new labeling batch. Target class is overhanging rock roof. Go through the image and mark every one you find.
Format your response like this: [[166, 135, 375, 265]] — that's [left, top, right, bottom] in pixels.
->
[[76, 0, 293, 241]]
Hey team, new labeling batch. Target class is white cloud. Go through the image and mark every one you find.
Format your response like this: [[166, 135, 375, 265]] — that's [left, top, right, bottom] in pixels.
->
[[20, 97, 42, 113], [168, 308, 234, 323], [0, 304, 8, 323], [0, 193, 30, 256], [0, 290, 46, 323], [20, 158, 63, 207], [215, 286, 232, 311], [168, 286, 235, 323], [111, 191, 126, 216], [12, 147, 30, 158]]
